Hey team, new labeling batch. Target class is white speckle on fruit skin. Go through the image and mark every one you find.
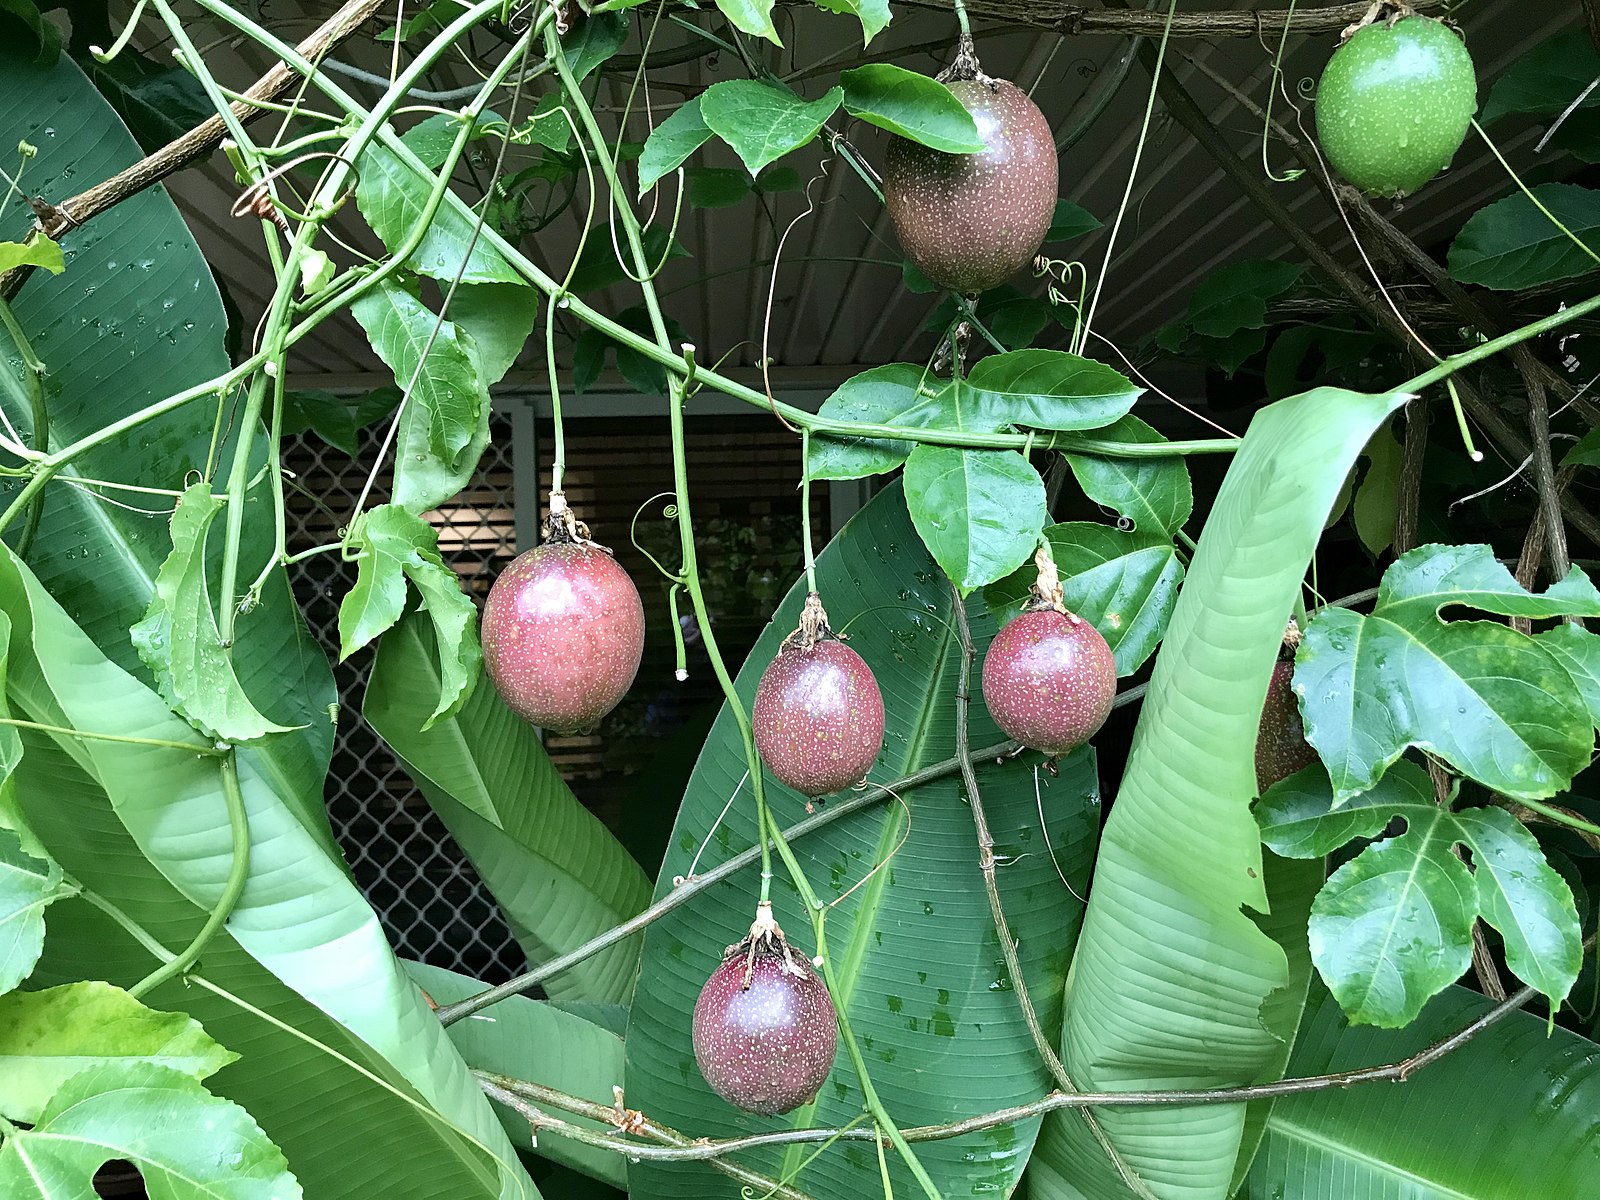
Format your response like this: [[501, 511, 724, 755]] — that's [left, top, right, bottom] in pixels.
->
[[692, 942, 838, 1115], [883, 80, 1060, 294], [753, 639, 885, 796], [982, 609, 1116, 755], [1315, 16, 1477, 197], [481, 542, 645, 734]]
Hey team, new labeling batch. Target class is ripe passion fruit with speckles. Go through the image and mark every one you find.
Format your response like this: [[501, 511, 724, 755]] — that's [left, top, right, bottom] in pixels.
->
[[1316, 15, 1477, 197], [481, 510, 644, 735], [753, 593, 885, 797], [1256, 659, 1318, 793], [983, 608, 1116, 756], [693, 906, 838, 1115], [883, 74, 1058, 295]]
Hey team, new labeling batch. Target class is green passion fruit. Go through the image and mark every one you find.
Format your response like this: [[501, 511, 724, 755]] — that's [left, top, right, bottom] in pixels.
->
[[1316, 16, 1477, 197]]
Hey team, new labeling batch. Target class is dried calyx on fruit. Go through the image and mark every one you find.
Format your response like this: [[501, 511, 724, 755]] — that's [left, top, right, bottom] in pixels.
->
[[1255, 618, 1318, 792], [480, 492, 646, 735], [982, 545, 1117, 757], [753, 592, 885, 798], [692, 901, 839, 1115], [882, 34, 1059, 295]]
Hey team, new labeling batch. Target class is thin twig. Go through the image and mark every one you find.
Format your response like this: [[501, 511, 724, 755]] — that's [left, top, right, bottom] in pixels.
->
[[475, 949, 1589, 1162], [872, 0, 1447, 35], [948, 586, 1157, 1200], [1519, 350, 1574, 583], [0, 0, 388, 301]]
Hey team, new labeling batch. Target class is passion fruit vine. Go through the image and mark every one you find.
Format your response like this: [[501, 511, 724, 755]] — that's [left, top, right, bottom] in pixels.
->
[[1315, 13, 1477, 198], [753, 593, 885, 797], [693, 903, 839, 1115], [883, 38, 1058, 295], [982, 547, 1116, 756], [481, 496, 645, 735]]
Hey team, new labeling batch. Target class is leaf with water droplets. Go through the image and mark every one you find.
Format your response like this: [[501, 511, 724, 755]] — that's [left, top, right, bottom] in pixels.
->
[[1297, 544, 1600, 805]]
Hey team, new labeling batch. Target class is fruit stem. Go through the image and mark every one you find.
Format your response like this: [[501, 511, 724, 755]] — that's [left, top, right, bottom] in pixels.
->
[[950, 0, 971, 40], [801, 431, 819, 595]]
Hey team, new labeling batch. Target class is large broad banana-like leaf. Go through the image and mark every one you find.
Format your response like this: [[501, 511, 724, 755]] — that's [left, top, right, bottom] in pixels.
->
[[1244, 983, 1600, 1197], [0, 44, 337, 855], [1031, 387, 1407, 1200], [625, 482, 1102, 1199], [367, 613, 652, 1005], [0, 545, 535, 1199], [406, 961, 629, 1190]]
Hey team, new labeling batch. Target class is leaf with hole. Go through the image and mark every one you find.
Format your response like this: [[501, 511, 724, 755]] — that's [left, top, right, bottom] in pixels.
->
[[840, 65, 983, 153], [1259, 760, 1581, 1026], [0, 982, 237, 1124], [984, 521, 1183, 676], [0, 1061, 302, 1199], [1297, 543, 1600, 804], [700, 81, 843, 177]]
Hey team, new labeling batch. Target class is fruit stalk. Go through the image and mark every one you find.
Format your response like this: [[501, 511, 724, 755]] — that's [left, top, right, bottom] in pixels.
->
[[950, 586, 1159, 1200]]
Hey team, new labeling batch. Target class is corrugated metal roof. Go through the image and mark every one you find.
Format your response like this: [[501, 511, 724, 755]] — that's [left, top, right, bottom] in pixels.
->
[[129, 0, 1584, 385]]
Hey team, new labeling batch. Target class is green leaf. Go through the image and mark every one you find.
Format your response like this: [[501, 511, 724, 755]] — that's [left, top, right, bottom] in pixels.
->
[[0, 982, 237, 1123], [809, 0, 891, 42], [1351, 420, 1402, 555], [406, 962, 628, 1189], [700, 81, 843, 176], [983, 521, 1184, 676], [1030, 386, 1406, 1200], [963, 349, 1142, 431], [1538, 622, 1600, 728], [709, 0, 780, 44], [0, 1061, 302, 1198], [1259, 762, 1582, 1026], [904, 444, 1045, 592], [625, 482, 1101, 1198], [0, 546, 533, 1199], [0, 232, 62, 275], [638, 97, 713, 194], [448, 283, 538, 386], [1447, 183, 1600, 290], [1061, 414, 1194, 537], [1563, 426, 1600, 468], [565, 225, 688, 294], [81, 48, 212, 155], [1182, 260, 1303, 338], [402, 110, 510, 170], [1044, 200, 1101, 243], [130, 483, 295, 743], [1245, 984, 1600, 1198], [0, 41, 338, 861], [807, 363, 942, 479], [572, 327, 607, 393], [684, 167, 751, 209], [1482, 30, 1600, 124], [341, 506, 480, 725], [0, 824, 63, 994], [562, 12, 630, 82], [839, 65, 983, 153], [356, 142, 522, 286], [1297, 543, 1600, 804], [281, 387, 400, 457], [0, 0, 61, 61], [366, 612, 651, 1005], [352, 279, 492, 514]]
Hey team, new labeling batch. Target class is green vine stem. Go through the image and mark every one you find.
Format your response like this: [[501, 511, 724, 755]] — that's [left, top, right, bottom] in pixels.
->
[[0, 295, 48, 556], [801, 430, 818, 594], [128, 750, 251, 998]]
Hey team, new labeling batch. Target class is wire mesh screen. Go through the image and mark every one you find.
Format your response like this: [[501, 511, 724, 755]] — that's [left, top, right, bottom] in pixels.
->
[[284, 415, 526, 982], [282, 406, 831, 983]]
